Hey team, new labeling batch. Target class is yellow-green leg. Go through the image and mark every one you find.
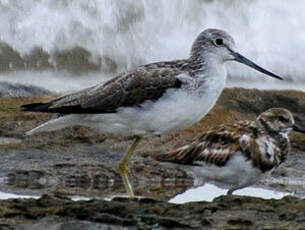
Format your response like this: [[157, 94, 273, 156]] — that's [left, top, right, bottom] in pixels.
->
[[118, 136, 142, 197]]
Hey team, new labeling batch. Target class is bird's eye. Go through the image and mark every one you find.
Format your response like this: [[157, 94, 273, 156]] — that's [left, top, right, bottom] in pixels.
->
[[215, 38, 223, 46], [279, 116, 289, 123], [265, 152, 271, 159]]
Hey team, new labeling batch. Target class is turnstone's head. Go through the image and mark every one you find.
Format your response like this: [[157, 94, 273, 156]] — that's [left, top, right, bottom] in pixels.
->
[[190, 28, 282, 80], [256, 108, 295, 135]]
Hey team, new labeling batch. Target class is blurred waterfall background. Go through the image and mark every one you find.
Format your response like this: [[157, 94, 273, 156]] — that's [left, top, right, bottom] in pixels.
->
[[0, 0, 304, 93]]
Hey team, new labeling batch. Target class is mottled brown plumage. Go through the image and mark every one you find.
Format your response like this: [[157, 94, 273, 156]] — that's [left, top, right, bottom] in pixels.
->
[[156, 120, 256, 166], [156, 108, 305, 194]]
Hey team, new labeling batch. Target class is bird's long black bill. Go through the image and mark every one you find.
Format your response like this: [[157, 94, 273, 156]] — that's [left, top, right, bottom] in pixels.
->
[[293, 124, 305, 133], [232, 52, 283, 80]]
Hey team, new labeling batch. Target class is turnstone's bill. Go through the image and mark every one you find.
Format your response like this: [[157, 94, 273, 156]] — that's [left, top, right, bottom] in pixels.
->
[[21, 29, 283, 196], [155, 108, 305, 195]]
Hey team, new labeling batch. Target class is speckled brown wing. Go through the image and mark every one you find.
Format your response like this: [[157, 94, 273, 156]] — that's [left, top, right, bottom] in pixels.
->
[[21, 61, 187, 114], [155, 121, 255, 166]]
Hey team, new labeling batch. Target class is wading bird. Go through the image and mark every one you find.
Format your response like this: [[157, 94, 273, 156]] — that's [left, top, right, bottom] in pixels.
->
[[22, 29, 283, 196], [155, 108, 305, 194]]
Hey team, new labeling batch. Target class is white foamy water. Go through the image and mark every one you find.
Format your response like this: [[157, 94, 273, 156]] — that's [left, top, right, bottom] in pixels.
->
[[0, 0, 304, 91], [169, 183, 291, 203], [0, 71, 104, 93], [0, 191, 39, 200], [0, 186, 292, 203], [0, 191, 93, 201]]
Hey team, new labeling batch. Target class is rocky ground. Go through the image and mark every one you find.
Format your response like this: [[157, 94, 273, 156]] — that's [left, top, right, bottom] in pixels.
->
[[0, 87, 305, 229], [1, 194, 305, 229]]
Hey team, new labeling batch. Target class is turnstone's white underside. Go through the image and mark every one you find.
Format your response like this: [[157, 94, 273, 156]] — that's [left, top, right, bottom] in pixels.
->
[[186, 153, 264, 190]]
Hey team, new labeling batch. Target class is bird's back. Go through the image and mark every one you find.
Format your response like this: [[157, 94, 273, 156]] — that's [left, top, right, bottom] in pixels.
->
[[155, 121, 256, 166], [21, 59, 191, 115]]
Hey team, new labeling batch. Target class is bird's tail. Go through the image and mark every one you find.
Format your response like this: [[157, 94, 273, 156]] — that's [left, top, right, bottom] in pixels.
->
[[21, 102, 53, 113], [25, 115, 74, 135]]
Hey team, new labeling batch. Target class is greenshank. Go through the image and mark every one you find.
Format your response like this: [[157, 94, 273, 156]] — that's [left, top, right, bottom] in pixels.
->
[[21, 29, 283, 196]]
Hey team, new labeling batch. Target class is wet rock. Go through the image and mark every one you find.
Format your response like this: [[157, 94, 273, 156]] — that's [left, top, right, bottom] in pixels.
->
[[221, 88, 305, 115], [0, 195, 304, 229], [220, 88, 305, 134], [0, 88, 305, 228], [0, 138, 21, 145]]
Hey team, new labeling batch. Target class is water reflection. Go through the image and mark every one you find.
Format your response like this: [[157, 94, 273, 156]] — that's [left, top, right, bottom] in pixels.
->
[[1, 170, 301, 203], [0, 191, 39, 200], [169, 183, 291, 204], [3, 171, 193, 201]]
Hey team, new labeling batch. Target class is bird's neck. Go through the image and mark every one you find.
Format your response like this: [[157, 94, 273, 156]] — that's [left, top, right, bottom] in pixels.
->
[[272, 131, 290, 150], [188, 52, 226, 77], [270, 131, 290, 164], [255, 119, 290, 156], [186, 54, 227, 97], [187, 55, 206, 74]]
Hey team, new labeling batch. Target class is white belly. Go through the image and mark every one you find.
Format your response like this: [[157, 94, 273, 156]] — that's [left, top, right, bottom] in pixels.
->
[[81, 86, 223, 137], [188, 154, 263, 189]]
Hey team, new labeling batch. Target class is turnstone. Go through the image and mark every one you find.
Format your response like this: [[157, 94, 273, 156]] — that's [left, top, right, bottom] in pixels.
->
[[21, 29, 283, 196], [155, 108, 305, 195]]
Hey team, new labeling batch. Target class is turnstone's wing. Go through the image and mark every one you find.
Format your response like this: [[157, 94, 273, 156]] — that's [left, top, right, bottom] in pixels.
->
[[21, 61, 187, 114], [155, 121, 254, 166]]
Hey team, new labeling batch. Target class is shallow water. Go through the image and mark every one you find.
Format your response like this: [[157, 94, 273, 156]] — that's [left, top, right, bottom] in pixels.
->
[[0, 183, 293, 204], [0, 191, 95, 202], [0, 191, 39, 200], [169, 183, 292, 204]]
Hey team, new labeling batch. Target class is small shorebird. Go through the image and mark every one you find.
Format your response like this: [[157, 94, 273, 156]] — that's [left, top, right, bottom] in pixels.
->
[[155, 108, 305, 195], [21, 28, 283, 196]]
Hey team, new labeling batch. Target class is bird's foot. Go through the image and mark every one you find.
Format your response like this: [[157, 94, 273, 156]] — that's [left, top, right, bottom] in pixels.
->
[[117, 164, 134, 197], [118, 162, 130, 174]]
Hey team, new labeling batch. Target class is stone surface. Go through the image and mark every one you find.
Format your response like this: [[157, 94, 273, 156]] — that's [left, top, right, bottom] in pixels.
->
[[0, 87, 305, 229]]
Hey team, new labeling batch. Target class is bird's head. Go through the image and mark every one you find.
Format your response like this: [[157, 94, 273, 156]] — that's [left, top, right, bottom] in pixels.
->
[[191, 28, 283, 80], [256, 108, 305, 135]]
